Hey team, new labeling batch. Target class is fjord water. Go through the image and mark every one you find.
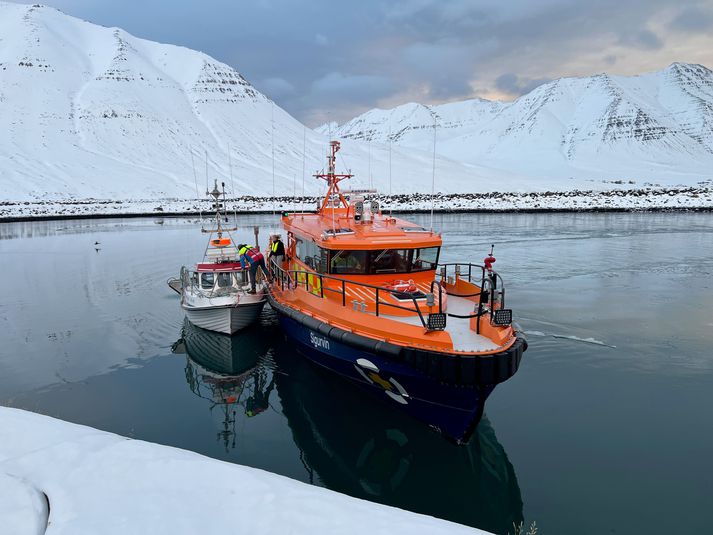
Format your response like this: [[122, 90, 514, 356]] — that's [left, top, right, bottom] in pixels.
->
[[1, 213, 711, 534]]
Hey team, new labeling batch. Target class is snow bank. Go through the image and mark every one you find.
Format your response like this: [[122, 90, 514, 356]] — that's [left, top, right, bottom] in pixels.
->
[[0, 407, 486, 534]]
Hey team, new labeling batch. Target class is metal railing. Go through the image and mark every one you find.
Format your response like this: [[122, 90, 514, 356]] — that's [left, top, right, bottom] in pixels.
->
[[270, 260, 432, 328], [269, 259, 510, 332], [436, 263, 507, 333]]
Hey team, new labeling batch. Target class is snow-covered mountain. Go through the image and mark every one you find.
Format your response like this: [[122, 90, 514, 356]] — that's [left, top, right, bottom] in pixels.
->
[[0, 2, 326, 200], [322, 64, 713, 185], [1, 2, 711, 207], [1, 2, 484, 201]]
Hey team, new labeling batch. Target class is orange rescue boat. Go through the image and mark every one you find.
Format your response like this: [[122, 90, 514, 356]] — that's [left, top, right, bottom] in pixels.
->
[[267, 141, 527, 443]]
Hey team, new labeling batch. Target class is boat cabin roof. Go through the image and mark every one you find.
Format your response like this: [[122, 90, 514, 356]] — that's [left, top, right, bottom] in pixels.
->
[[282, 208, 441, 250]]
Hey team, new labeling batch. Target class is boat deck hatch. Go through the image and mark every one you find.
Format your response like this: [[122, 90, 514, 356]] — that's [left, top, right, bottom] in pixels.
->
[[391, 290, 427, 300], [323, 227, 355, 236]]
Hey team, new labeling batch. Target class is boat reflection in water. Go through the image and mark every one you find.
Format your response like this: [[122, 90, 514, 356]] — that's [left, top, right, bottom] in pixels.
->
[[273, 340, 524, 534], [173, 319, 277, 451]]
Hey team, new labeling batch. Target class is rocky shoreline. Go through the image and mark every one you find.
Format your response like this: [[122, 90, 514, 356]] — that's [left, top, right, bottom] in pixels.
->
[[1, 185, 712, 222]]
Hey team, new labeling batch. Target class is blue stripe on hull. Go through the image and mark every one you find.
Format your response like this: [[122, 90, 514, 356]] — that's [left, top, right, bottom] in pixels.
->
[[278, 315, 493, 443]]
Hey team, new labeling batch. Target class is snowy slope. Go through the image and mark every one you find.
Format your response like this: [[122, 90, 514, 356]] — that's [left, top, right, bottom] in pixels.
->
[[0, 2, 497, 202], [324, 64, 713, 186], [0, 2, 319, 200]]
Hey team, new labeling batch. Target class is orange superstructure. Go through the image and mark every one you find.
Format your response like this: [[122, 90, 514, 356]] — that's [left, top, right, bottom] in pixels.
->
[[266, 141, 526, 443]]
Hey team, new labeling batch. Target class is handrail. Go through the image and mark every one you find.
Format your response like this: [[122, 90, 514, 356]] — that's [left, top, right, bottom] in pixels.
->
[[269, 259, 510, 332], [436, 262, 507, 331], [270, 259, 432, 329]]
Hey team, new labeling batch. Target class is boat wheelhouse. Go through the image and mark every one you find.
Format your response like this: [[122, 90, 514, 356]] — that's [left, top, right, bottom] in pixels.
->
[[267, 141, 526, 443]]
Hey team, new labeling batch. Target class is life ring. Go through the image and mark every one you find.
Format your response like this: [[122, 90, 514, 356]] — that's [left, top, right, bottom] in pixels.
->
[[388, 279, 417, 293], [354, 358, 410, 405]]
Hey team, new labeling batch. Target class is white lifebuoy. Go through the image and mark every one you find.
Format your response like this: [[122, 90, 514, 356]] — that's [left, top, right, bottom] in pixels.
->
[[354, 359, 410, 405]]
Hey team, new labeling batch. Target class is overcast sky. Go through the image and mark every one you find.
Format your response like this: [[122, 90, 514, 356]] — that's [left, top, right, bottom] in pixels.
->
[[37, 0, 713, 126]]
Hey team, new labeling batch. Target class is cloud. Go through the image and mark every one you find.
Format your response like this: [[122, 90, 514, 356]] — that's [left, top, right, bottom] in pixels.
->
[[495, 73, 550, 97], [618, 29, 664, 50], [258, 77, 295, 99], [669, 6, 713, 33], [315, 33, 328, 46], [311, 72, 394, 103], [400, 40, 485, 100]]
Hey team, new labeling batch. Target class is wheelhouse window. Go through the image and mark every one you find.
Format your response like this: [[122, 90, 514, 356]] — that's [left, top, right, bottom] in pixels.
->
[[411, 247, 440, 271], [326, 247, 441, 275], [217, 272, 233, 288], [295, 237, 329, 273], [200, 272, 215, 289], [369, 249, 410, 274], [330, 250, 369, 274]]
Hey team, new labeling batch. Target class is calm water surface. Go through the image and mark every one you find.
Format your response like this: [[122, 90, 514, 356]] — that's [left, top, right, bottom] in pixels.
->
[[1, 213, 712, 534]]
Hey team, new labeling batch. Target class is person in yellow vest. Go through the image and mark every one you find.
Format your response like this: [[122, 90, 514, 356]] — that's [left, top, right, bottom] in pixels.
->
[[237, 244, 267, 294], [268, 234, 285, 275]]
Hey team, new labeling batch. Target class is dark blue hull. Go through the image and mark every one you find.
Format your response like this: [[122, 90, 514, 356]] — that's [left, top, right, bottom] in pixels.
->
[[278, 313, 499, 443]]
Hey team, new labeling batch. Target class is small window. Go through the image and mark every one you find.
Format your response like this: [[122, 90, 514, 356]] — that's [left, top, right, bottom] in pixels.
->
[[411, 247, 440, 272], [234, 271, 248, 285], [296, 237, 328, 273], [370, 249, 410, 274], [295, 237, 303, 261], [330, 250, 369, 274], [217, 272, 232, 288], [200, 272, 215, 289]]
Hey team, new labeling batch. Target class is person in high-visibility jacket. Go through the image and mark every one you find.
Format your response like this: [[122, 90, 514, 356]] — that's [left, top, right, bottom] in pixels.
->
[[238, 244, 268, 294], [268, 234, 285, 275]]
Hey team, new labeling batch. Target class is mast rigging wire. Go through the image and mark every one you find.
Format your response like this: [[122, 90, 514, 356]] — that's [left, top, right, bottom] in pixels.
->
[[191, 150, 204, 227], [430, 111, 437, 233]]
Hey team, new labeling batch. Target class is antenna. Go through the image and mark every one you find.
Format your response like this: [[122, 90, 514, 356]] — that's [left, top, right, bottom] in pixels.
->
[[388, 116, 393, 218], [271, 101, 276, 215], [204, 150, 209, 196], [430, 110, 437, 233], [301, 125, 306, 215], [228, 147, 238, 226], [368, 140, 372, 189], [191, 149, 204, 227]]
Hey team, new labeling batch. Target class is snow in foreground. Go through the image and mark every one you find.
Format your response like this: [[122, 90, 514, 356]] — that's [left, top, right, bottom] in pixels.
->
[[0, 407, 486, 535]]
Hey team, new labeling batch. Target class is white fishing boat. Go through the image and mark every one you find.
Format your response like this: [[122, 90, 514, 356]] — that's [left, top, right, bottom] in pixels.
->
[[169, 180, 267, 334]]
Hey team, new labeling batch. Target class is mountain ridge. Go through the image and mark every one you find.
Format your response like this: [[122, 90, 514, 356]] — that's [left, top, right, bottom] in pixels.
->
[[320, 62, 713, 184]]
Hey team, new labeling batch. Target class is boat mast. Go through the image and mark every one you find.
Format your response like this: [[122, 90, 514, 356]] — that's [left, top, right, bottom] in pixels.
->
[[202, 180, 237, 236], [313, 140, 352, 213]]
